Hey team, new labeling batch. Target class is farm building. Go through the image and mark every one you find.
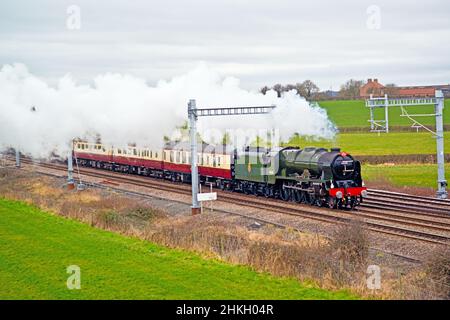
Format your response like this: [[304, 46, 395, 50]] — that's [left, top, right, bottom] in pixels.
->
[[359, 78, 450, 98]]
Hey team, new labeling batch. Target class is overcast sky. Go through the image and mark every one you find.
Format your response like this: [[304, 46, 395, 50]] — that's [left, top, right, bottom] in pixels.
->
[[1, 0, 449, 90]]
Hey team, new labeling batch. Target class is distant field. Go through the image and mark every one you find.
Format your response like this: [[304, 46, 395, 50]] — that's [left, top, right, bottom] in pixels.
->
[[287, 132, 450, 156], [363, 163, 450, 189], [317, 99, 450, 129], [0, 198, 355, 300]]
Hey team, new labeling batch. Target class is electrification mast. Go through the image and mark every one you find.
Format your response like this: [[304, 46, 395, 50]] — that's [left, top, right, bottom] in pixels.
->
[[187, 100, 275, 214]]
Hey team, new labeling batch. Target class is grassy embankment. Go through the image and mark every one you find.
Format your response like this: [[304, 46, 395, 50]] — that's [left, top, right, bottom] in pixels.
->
[[305, 99, 450, 189], [287, 132, 450, 156], [0, 198, 356, 300], [318, 99, 450, 128], [362, 163, 450, 189]]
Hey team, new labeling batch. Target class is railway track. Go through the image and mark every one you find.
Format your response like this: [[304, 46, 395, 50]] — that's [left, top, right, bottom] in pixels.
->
[[31, 169, 422, 264], [361, 198, 450, 217], [369, 189, 450, 204], [6, 157, 450, 246]]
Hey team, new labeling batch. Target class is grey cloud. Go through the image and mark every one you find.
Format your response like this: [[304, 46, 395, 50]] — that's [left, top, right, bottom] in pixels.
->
[[0, 0, 449, 89]]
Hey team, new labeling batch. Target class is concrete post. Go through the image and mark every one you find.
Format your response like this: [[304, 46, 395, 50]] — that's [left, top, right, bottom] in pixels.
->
[[435, 90, 447, 199], [67, 148, 75, 190], [369, 107, 374, 131], [188, 99, 200, 214], [384, 94, 389, 133], [15, 148, 20, 168]]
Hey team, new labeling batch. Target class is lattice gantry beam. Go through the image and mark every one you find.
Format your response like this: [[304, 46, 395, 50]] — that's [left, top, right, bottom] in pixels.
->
[[189, 105, 275, 118], [366, 97, 436, 108]]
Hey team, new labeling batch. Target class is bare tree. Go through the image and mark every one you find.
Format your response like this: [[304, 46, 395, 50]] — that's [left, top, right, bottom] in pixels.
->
[[284, 84, 296, 92], [272, 83, 284, 98], [260, 86, 270, 95], [339, 79, 364, 99], [294, 80, 319, 99]]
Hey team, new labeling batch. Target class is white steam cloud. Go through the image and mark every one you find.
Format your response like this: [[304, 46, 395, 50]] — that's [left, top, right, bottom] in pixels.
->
[[0, 63, 336, 158]]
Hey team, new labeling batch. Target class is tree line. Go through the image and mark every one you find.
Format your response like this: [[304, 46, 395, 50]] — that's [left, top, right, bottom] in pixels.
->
[[260, 79, 397, 100]]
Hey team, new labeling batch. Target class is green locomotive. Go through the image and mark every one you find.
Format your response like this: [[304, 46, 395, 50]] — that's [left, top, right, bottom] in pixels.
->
[[233, 146, 367, 209]]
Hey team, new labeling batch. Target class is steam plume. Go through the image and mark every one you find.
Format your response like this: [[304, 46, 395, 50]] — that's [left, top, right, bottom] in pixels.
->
[[0, 63, 336, 157]]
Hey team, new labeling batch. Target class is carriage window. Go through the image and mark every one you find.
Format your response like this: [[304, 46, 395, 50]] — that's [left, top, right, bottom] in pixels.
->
[[117, 149, 121, 154], [213, 156, 217, 167], [170, 151, 174, 162], [155, 152, 158, 158], [182, 152, 186, 164], [217, 156, 221, 167]]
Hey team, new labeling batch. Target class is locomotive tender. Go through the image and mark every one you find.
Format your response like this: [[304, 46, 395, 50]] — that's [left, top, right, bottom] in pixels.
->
[[74, 141, 367, 209]]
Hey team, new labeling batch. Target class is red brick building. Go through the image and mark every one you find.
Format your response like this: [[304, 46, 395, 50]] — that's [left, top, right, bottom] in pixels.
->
[[359, 78, 450, 98]]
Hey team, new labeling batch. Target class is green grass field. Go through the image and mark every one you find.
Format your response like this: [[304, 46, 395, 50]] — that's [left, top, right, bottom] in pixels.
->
[[318, 99, 450, 128], [362, 163, 450, 189], [287, 132, 450, 155], [0, 198, 356, 300]]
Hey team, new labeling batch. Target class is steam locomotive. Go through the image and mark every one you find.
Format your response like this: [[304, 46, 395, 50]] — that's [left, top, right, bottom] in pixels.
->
[[74, 141, 367, 209]]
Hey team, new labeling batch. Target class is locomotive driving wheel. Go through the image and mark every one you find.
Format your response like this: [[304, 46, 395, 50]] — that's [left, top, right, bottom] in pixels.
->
[[293, 190, 302, 203], [308, 194, 317, 206], [251, 184, 258, 196], [280, 187, 291, 201], [263, 186, 271, 198]]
